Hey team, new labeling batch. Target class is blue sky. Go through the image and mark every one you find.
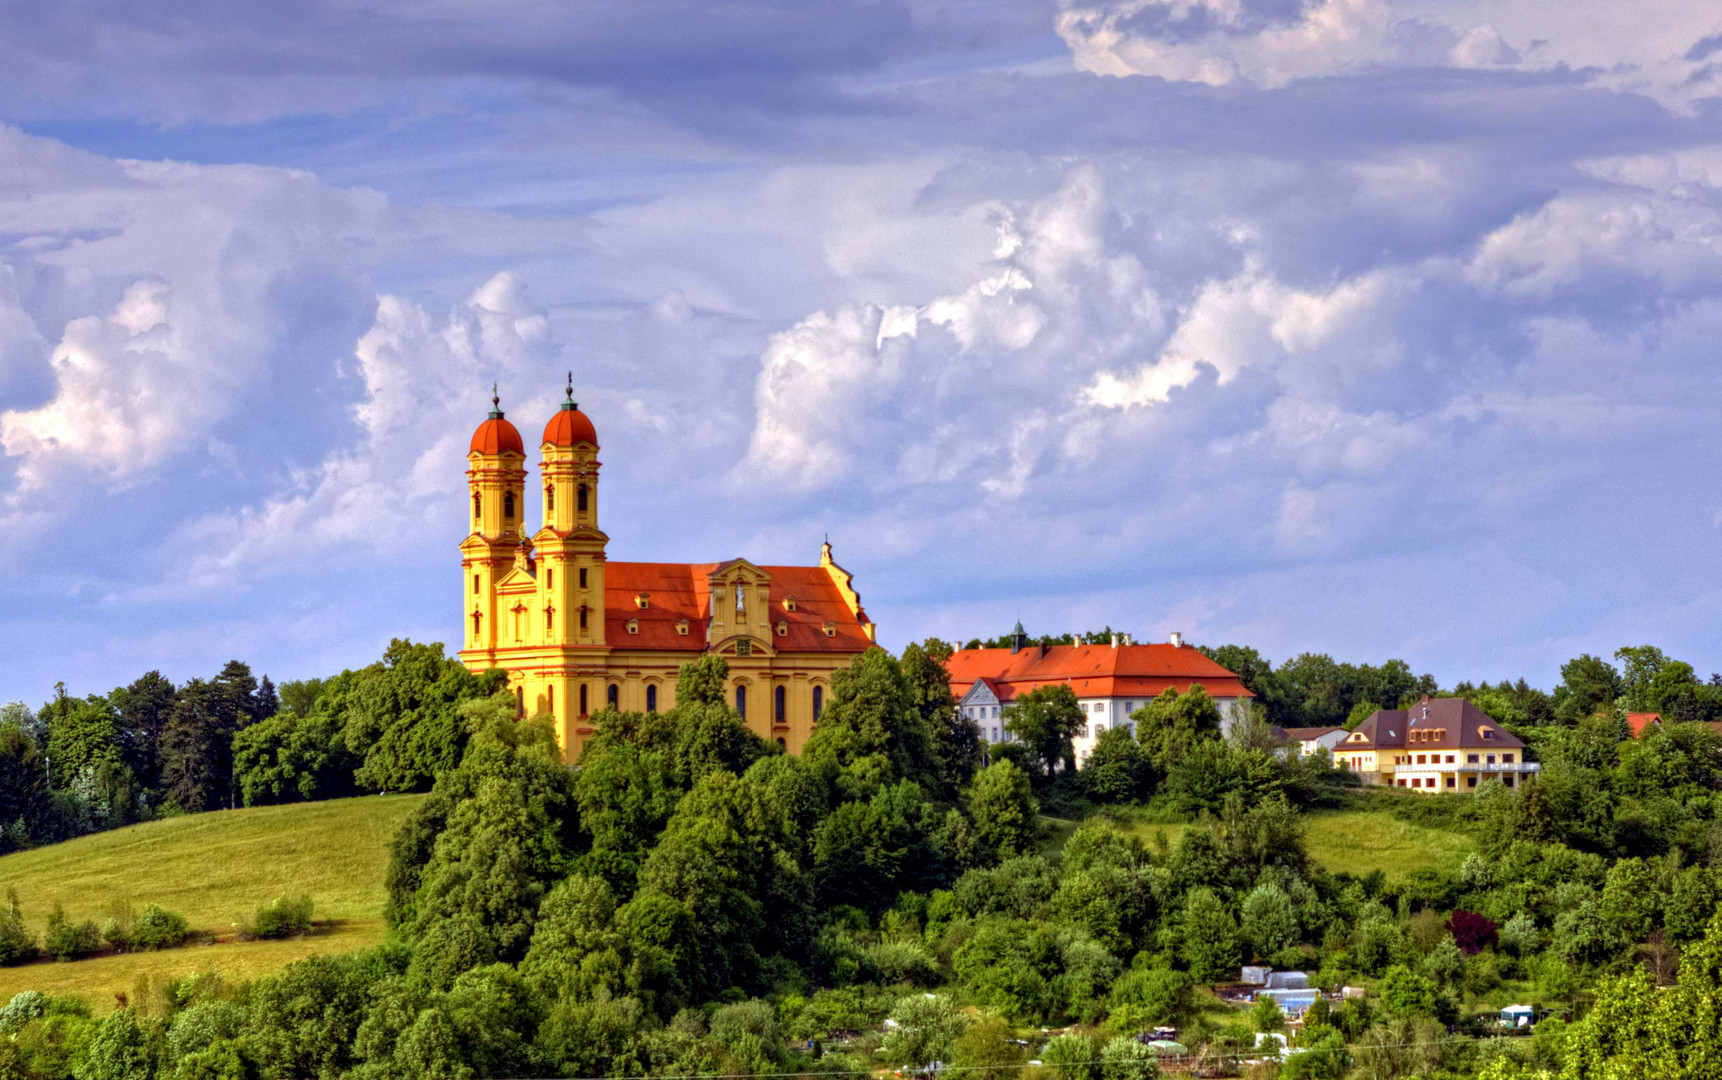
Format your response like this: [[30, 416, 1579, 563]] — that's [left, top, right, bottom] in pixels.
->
[[1, 0, 1720, 703]]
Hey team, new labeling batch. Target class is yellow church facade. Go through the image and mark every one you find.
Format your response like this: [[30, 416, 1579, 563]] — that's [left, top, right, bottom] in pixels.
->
[[458, 383, 877, 762]]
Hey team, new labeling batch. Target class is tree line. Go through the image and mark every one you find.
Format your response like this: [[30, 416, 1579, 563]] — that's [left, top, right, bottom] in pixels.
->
[[0, 640, 501, 854]]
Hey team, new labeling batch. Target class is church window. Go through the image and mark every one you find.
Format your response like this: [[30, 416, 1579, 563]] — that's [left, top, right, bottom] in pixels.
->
[[736, 685, 747, 719], [607, 684, 618, 709], [546, 568, 554, 589], [546, 486, 554, 513], [545, 607, 554, 633], [812, 685, 824, 720], [736, 640, 752, 656], [579, 568, 588, 589], [577, 484, 588, 512], [579, 684, 588, 716], [646, 685, 657, 713], [473, 493, 481, 520], [473, 574, 480, 595], [776, 737, 786, 750], [579, 606, 589, 630], [472, 611, 482, 635], [774, 685, 785, 725], [504, 492, 515, 520], [515, 686, 524, 715]]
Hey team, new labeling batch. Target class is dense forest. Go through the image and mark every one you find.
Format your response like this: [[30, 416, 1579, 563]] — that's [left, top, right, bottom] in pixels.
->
[[2, 638, 1721, 1079]]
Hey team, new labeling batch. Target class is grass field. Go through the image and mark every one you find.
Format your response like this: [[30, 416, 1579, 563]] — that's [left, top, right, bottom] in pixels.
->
[[0, 794, 424, 1008], [1056, 806, 1475, 881]]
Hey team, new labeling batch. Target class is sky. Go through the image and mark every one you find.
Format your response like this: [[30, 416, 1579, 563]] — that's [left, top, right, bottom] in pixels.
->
[[1, 0, 1720, 704]]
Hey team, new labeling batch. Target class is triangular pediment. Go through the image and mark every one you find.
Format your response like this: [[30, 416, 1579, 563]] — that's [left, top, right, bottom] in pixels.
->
[[960, 680, 998, 706], [708, 557, 770, 583], [495, 566, 538, 591]]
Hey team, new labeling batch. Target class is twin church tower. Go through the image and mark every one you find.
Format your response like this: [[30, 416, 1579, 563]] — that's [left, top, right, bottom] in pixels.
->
[[459, 379, 875, 761]]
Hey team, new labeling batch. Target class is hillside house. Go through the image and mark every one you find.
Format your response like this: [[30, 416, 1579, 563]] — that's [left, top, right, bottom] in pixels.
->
[[1332, 696, 1539, 792]]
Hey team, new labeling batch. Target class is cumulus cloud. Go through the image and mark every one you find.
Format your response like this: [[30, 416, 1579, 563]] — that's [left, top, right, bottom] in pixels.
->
[[1056, 0, 1722, 106]]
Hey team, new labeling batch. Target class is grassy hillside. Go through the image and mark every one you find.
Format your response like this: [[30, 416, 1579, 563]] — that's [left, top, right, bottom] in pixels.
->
[[0, 794, 424, 1008], [1053, 805, 1475, 881]]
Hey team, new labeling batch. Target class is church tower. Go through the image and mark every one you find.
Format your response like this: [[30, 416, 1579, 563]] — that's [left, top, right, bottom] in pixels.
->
[[459, 386, 528, 662], [534, 374, 607, 651]]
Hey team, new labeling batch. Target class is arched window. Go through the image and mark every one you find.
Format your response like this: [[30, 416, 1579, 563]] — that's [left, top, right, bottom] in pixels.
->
[[472, 574, 480, 595], [646, 685, 657, 714], [813, 685, 824, 720], [579, 684, 588, 716], [774, 685, 785, 724], [579, 606, 589, 630], [776, 737, 786, 750], [546, 486, 555, 513], [515, 686, 524, 715], [545, 607, 554, 633], [503, 491, 515, 520], [471, 611, 482, 635], [577, 484, 588, 512], [607, 684, 618, 709], [735, 685, 747, 720], [473, 493, 481, 520]]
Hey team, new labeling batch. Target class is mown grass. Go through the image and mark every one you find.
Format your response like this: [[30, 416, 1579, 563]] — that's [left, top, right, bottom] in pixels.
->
[[1063, 805, 1474, 881], [0, 794, 424, 1009]]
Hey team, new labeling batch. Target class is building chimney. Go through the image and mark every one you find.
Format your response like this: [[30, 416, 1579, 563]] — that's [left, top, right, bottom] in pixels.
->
[[1169, 631, 1183, 648], [1110, 632, 1119, 648]]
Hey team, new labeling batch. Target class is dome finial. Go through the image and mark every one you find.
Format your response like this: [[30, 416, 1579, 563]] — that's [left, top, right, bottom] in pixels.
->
[[488, 383, 504, 419], [562, 371, 577, 411]]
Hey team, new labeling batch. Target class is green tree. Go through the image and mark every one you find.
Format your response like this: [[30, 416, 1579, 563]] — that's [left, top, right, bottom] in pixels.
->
[[570, 723, 683, 895], [1177, 887, 1240, 983], [345, 640, 506, 793], [1240, 882, 1299, 962], [968, 759, 1039, 865], [43, 687, 125, 789], [1042, 1031, 1099, 1080], [74, 1007, 151, 1080], [1613, 646, 1668, 712], [1133, 686, 1222, 773], [950, 1014, 1025, 1077], [814, 779, 944, 912], [1083, 727, 1149, 802], [802, 650, 937, 792], [903, 640, 982, 797], [881, 993, 968, 1070], [1004, 684, 1084, 777], [0, 890, 37, 965], [112, 671, 177, 792], [1099, 1034, 1160, 1080], [233, 709, 356, 806], [1556, 654, 1622, 723], [0, 720, 52, 851], [159, 678, 241, 813]]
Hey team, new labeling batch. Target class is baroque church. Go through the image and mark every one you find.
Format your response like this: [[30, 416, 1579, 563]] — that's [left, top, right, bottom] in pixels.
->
[[459, 381, 876, 762]]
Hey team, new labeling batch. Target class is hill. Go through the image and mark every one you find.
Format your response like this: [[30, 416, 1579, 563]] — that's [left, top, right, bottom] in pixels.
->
[[0, 794, 424, 1007]]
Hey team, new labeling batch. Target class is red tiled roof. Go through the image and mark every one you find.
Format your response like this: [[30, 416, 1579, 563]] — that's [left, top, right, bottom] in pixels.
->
[[603, 561, 872, 653], [1625, 712, 1662, 738], [470, 416, 524, 455], [946, 643, 1254, 702]]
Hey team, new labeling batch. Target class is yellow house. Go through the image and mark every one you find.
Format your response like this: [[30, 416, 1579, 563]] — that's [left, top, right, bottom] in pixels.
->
[[1333, 695, 1539, 793], [458, 382, 876, 762]]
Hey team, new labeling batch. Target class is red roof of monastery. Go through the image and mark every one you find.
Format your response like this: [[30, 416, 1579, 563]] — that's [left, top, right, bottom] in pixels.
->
[[469, 416, 525, 455], [542, 405, 599, 449], [603, 561, 872, 653], [946, 642, 1254, 702]]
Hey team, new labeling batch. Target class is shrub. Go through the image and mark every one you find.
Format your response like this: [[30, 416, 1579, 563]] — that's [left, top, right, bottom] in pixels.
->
[[1448, 910, 1499, 955], [101, 917, 131, 951], [251, 895, 314, 939], [133, 904, 191, 950], [0, 891, 36, 965], [44, 903, 102, 961]]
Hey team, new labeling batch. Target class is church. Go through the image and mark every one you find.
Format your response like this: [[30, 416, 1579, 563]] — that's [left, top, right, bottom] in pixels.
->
[[459, 381, 876, 762]]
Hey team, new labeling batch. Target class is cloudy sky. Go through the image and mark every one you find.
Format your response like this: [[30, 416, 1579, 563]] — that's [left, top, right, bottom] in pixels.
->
[[2, 0, 1720, 702]]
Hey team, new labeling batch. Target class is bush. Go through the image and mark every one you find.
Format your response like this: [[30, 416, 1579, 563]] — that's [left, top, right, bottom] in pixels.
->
[[0, 892, 36, 965], [251, 895, 314, 939], [133, 904, 191, 950], [101, 917, 131, 951], [44, 903, 102, 961]]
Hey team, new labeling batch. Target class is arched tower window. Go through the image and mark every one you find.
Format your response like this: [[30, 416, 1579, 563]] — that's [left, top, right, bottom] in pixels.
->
[[472, 611, 482, 635], [736, 685, 747, 720], [473, 493, 481, 521], [607, 684, 618, 710], [774, 685, 785, 724], [545, 607, 554, 633], [503, 491, 515, 520], [472, 574, 480, 595], [646, 685, 658, 714], [546, 486, 555, 513], [813, 685, 824, 720], [577, 484, 588, 512], [515, 686, 524, 715], [579, 606, 589, 630], [579, 684, 588, 716]]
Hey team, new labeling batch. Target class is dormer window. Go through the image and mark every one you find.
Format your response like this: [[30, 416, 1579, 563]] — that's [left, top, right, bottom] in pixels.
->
[[777, 621, 788, 637], [635, 592, 650, 609], [1482, 728, 1496, 739], [781, 595, 797, 612], [676, 619, 689, 636], [627, 618, 639, 635], [822, 621, 837, 637]]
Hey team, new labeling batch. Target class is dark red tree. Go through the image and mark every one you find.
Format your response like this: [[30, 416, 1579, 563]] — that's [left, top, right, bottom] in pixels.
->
[[1447, 909, 1499, 955]]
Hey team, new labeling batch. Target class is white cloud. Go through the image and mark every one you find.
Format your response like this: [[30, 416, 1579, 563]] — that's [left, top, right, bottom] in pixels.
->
[[176, 273, 549, 587], [1056, 0, 1722, 106]]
